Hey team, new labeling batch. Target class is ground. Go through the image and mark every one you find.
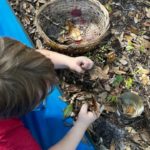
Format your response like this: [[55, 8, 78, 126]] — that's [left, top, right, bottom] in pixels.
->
[[9, 0, 150, 149]]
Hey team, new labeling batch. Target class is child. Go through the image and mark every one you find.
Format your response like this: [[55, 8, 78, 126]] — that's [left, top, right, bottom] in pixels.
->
[[0, 37, 100, 150]]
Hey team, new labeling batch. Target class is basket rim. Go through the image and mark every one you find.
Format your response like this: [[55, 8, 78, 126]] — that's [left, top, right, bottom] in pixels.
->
[[35, 0, 110, 49]]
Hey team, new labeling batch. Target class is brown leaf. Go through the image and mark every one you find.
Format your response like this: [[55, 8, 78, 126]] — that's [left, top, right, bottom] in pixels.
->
[[141, 37, 150, 49], [104, 104, 116, 113], [69, 27, 82, 41], [66, 21, 82, 42], [89, 66, 109, 80], [106, 51, 116, 63], [110, 140, 115, 150], [145, 7, 150, 18], [111, 67, 126, 75], [103, 65, 110, 75], [140, 131, 150, 142]]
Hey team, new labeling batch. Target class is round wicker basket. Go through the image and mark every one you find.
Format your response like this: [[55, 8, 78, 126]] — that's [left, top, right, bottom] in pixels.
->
[[35, 0, 109, 54]]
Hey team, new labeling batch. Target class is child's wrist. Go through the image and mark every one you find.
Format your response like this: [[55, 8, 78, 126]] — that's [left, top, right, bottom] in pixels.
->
[[65, 57, 74, 69], [75, 120, 89, 131]]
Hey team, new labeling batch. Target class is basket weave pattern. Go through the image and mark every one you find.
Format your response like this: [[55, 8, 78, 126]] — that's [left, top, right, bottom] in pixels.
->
[[36, 0, 109, 54]]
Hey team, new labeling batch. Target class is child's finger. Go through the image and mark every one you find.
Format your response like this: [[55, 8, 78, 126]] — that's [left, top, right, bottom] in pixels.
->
[[81, 60, 94, 70], [81, 62, 89, 69], [74, 65, 85, 73], [80, 103, 88, 113]]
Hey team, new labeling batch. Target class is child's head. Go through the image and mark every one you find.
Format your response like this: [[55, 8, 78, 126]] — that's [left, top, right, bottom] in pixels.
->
[[0, 38, 57, 119]]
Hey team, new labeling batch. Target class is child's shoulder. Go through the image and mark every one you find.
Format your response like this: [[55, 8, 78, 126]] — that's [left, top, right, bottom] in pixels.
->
[[0, 118, 22, 134], [0, 118, 41, 150]]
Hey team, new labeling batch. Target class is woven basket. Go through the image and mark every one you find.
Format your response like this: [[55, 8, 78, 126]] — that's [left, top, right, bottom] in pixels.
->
[[36, 0, 109, 54]]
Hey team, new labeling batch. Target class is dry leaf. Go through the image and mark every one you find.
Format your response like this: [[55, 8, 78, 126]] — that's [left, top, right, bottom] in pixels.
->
[[66, 21, 82, 42], [39, 0, 46, 4], [145, 7, 150, 18], [89, 66, 109, 80], [134, 14, 140, 24], [137, 64, 150, 75], [145, 146, 150, 150], [139, 74, 150, 85], [132, 133, 142, 144], [110, 140, 115, 150], [134, 36, 150, 50], [106, 51, 116, 63], [125, 126, 136, 134], [141, 131, 150, 142], [140, 37, 150, 49], [104, 104, 116, 113], [119, 57, 128, 65], [69, 27, 82, 41], [125, 146, 131, 150], [112, 67, 126, 75], [57, 35, 68, 43], [103, 65, 110, 74]]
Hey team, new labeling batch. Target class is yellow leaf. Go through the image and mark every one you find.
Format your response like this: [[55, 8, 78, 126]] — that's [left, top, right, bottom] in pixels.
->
[[66, 20, 82, 41], [69, 27, 82, 41]]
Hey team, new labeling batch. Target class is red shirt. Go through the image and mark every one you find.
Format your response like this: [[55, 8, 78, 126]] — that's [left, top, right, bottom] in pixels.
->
[[0, 118, 41, 150]]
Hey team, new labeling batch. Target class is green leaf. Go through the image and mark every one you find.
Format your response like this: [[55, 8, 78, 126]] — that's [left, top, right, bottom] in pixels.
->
[[105, 4, 112, 13], [126, 41, 134, 51], [112, 75, 124, 87], [63, 104, 73, 118], [125, 78, 133, 89], [107, 95, 117, 104], [139, 45, 145, 52], [126, 45, 134, 51]]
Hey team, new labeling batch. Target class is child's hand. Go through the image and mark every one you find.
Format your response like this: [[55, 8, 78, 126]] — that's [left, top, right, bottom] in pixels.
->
[[76, 103, 100, 129], [68, 56, 94, 73]]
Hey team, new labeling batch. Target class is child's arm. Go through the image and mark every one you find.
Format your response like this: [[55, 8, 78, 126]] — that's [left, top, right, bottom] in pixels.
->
[[49, 104, 100, 150], [36, 49, 94, 73]]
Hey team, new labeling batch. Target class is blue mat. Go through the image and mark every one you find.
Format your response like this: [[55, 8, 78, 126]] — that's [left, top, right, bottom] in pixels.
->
[[0, 1, 94, 150]]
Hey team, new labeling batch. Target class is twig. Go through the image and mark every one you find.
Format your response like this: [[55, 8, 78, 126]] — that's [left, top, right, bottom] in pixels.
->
[[40, 13, 67, 31]]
